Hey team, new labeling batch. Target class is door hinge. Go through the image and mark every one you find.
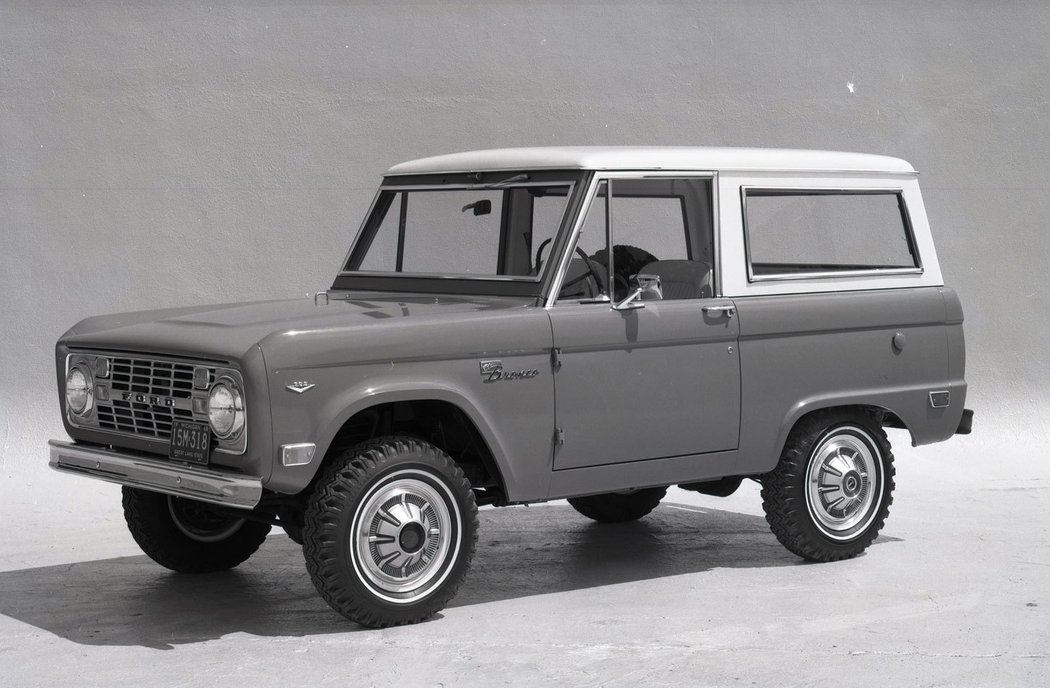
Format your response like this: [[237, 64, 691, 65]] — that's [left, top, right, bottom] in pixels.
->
[[550, 347, 562, 371], [554, 427, 565, 446]]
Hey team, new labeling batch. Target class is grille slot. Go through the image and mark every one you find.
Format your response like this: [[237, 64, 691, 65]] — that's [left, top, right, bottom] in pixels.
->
[[96, 356, 212, 441]]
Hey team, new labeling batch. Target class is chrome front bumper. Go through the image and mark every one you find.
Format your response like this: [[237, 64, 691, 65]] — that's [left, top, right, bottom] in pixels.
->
[[48, 440, 262, 510]]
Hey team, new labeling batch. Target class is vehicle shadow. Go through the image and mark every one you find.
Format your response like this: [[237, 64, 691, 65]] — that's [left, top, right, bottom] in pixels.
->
[[0, 504, 899, 648]]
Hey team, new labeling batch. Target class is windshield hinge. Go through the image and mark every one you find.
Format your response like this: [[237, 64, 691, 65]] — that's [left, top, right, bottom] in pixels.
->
[[554, 427, 565, 446], [489, 172, 531, 188]]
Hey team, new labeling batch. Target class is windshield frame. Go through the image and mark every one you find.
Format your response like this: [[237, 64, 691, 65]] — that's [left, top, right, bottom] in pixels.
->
[[332, 170, 589, 298]]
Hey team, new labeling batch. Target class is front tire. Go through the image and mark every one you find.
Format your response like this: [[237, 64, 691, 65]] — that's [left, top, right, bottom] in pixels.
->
[[761, 410, 895, 562], [568, 487, 667, 523], [302, 437, 478, 628], [122, 487, 271, 573]]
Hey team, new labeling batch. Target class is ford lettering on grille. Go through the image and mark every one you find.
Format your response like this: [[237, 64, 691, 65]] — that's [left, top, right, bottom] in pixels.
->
[[92, 354, 210, 441], [122, 392, 177, 408]]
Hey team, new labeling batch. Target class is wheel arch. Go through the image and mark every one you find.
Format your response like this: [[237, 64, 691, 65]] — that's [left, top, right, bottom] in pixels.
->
[[771, 398, 912, 472], [306, 387, 515, 504]]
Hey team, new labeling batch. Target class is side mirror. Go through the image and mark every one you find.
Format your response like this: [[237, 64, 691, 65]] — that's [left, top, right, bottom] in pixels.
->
[[613, 274, 662, 311], [461, 199, 492, 216]]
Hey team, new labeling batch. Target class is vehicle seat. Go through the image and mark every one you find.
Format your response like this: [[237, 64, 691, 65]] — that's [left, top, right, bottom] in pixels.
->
[[589, 245, 659, 301], [640, 260, 712, 299]]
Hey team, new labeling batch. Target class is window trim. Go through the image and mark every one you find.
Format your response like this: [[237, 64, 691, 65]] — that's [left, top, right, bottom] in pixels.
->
[[337, 177, 579, 289], [546, 171, 718, 307], [740, 186, 924, 283]]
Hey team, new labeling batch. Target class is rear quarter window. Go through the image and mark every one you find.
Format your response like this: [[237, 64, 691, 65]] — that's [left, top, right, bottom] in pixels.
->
[[743, 189, 920, 280]]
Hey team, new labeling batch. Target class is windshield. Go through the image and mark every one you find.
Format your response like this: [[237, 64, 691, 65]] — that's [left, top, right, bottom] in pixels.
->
[[344, 179, 576, 280]]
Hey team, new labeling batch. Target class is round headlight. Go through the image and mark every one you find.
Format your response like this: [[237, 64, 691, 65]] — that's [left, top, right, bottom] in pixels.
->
[[65, 365, 93, 416], [207, 379, 244, 440]]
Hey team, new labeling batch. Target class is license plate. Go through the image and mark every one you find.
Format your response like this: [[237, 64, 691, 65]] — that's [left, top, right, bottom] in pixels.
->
[[170, 420, 211, 465]]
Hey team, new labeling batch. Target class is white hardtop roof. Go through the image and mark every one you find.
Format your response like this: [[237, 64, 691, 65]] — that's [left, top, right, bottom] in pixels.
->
[[386, 146, 916, 176]]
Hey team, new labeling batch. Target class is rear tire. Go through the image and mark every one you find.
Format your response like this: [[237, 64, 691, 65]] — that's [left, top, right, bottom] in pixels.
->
[[122, 487, 271, 573], [761, 410, 895, 562], [302, 437, 478, 628], [568, 487, 667, 523]]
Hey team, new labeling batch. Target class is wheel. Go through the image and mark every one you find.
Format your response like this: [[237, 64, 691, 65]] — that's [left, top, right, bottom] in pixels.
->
[[538, 240, 607, 298], [761, 410, 895, 562], [560, 246, 608, 295], [121, 487, 271, 573], [302, 437, 478, 628], [589, 244, 659, 300], [567, 486, 667, 523]]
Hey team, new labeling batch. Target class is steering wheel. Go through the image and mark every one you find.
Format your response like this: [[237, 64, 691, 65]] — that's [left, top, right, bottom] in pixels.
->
[[560, 246, 607, 296], [591, 244, 657, 301], [535, 240, 607, 297], [533, 237, 554, 274]]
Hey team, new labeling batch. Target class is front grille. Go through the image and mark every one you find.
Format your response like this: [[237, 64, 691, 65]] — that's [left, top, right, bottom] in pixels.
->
[[95, 356, 213, 440], [97, 398, 194, 438]]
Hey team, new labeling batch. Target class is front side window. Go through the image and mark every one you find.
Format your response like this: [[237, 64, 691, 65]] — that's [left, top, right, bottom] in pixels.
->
[[346, 182, 574, 279], [743, 190, 920, 279], [557, 177, 715, 302]]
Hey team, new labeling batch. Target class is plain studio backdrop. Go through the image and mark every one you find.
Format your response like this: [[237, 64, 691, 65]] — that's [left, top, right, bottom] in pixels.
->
[[3, 2, 1049, 473], [0, 2, 1048, 685]]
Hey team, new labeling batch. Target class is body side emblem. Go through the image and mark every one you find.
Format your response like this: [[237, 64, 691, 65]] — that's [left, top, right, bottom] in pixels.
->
[[479, 359, 539, 382]]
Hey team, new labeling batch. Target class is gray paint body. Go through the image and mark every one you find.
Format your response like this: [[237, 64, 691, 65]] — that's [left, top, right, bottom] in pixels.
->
[[735, 287, 965, 458], [549, 298, 741, 469], [53, 153, 968, 506]]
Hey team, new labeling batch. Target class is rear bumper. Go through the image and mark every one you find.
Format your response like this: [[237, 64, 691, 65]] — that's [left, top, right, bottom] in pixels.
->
[[48, 439, 262, 510]]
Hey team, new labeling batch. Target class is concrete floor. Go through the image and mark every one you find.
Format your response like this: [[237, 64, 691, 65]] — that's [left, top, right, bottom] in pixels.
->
[[2, 430, 1047, 687]]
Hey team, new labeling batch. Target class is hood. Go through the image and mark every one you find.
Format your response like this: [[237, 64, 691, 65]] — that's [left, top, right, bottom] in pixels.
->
[[60, 292, 533, 362]]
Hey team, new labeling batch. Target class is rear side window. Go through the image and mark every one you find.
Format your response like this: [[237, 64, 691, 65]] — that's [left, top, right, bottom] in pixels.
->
[[743, 190, 920, 280]]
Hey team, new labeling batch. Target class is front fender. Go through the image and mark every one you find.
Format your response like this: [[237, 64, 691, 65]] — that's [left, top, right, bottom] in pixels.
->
[[265, 359, 555, 501]]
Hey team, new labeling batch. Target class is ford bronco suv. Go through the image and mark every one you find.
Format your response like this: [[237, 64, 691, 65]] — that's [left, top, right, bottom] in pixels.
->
[[51, 147, 972, 627]]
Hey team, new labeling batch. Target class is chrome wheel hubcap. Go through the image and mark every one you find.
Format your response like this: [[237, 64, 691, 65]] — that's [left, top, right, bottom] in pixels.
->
[[351, 471, 459, 603], [805, 426, 883, 541]]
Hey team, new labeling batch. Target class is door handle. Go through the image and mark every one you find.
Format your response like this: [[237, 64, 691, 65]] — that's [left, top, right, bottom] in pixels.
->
[[702, 304, 736, 318]]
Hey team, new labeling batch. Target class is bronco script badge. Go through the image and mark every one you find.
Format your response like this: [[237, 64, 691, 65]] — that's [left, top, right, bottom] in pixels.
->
[[479, 360, 540, 382]]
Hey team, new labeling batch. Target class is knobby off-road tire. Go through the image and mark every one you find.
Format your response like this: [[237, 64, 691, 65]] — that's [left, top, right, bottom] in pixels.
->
[[302, 437, 478, 628], [567, 487, 668, 523], [122, 487, 271, 573], [761, 410, 896, 562]]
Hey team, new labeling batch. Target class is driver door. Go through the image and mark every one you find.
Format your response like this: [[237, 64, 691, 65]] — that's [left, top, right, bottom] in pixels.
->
[[548, 176, 741, 470]]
